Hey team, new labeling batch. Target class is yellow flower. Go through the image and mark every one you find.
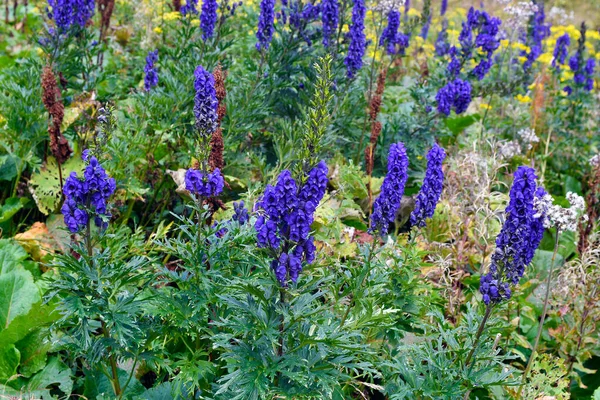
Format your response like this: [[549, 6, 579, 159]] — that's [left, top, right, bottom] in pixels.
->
[[515, 94, 532, 103], [153, 26, 163, 34], [0, 114, 5, 124], [537, 52, 552, 65], [163, 11, 181, 21], [588, 31, 600, 41], [480, 103, 492, 111], [191, 18, 200, 26], [407, 8, 421, 18], [36, 47, 44, 56], [31, 6, 40, 14], [518, 56, 527, 65], [342, 24, 349, 33]]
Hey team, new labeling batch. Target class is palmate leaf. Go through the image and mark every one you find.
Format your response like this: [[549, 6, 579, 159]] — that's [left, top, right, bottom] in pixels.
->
[[28, 155, 84, 215]]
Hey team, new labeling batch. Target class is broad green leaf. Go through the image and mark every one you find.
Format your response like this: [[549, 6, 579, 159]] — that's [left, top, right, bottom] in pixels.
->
[[0, 239, 29, 274], [21, 356, 73, 398], [444, 114, 480, 136], [0, 154, 17, 181], [0, 269, 40, 330], [0, 344, 20, 380], [0, 197, 28, 223], [16, 330, 52, 378], [28, 155, 83, 215], [0, 301, 57, 347]]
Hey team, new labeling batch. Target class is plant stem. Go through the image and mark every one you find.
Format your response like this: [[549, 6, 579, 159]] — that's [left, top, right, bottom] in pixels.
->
[[102, 320, 122, 397], [464, 304, 493, 367], [516, 230, 561, 398]]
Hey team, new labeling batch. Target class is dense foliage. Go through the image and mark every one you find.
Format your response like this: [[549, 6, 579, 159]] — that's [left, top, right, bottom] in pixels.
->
[[0, 0, 599, 398]]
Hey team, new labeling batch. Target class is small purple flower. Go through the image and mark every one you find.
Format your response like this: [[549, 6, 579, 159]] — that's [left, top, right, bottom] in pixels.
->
[[551, 33, 570, 69], [144, 50, 159, 91], [185, 168, 224, 197], [344, 0, 367, 78], [321, 0, 339, 47], [380, 11, 410, 55], [233, 201, 249, 224], [193, 65, 218, 135], [180, 0, 199, 15], [200, 0, 218, 40], [256, 0, 276, 50], [48, 0, 95, 31], [436, 78, 472, 116]]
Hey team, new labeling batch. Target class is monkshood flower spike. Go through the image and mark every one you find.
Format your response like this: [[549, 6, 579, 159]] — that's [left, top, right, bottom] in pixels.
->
[[144, 50, 159, 91], [185, 169, 224, 197], [194, 65, 219, 136], [410, 143, 446, 228], [479, 166, 541, 305], [48, 0, 95, 31], [255, 162, 328, 285], [321, 0, 339, 47], [201, 0, 218, 40], [370, 143, 409, 236], [62, 154, 116, 233], [180, 0, 199, 15], [256, 0, 276, 51], [344, 0, 366, 78]]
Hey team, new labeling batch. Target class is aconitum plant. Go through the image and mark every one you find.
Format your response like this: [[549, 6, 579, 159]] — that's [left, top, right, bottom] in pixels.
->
[[551, 33, 570, 70], [370, 143, 409, 236], [435, 78, 472, 116], [410, 143, 446, 228], [380, 11, 409, 55], [48, 0, 95, 31], [201, 0, 218, 40], [185, 169, 224, 197], [180, 0, 199, 15], [522, 4, 550, 72], [479, 166, 542, 304], [345, 0, 366, 78], [256, 0, 276, 50], [62, 155, 116, 233], [144, 50, 159, 91], [255, 162, 328, 284], [193, 65, 218, 136], [321, 0, 339, 47]]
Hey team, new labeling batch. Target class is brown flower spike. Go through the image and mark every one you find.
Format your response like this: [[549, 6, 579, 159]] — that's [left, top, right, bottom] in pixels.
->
[[364, 68, 387, 176], [209, 64, 228, 172], [41, 64, 72, 165]]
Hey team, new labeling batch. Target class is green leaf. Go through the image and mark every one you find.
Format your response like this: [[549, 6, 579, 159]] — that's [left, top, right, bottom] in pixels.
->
[[16, 330, 52, 377], [0, 301, 58, 347], [0, 154, 18, 181], [21, 356, 73, 398], [28, 155, 83, 215], [444, 114, 480, 136], [0, 197, 29, 223], [0, 268, 41, 330], [564, 175, 582, 196], [0, 239, 29, 274], [0, 344, 20, 380]]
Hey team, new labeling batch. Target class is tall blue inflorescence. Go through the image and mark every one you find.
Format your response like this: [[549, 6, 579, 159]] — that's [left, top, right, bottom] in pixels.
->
[[287, 1, 321, 45], [522, 4, 551, 71], [435, 19, 450, 56], [255, 162, 328, 285], [569, 50, 596, 92], [48, 0, 95, 31], [441, 0, 447, 16], [370, 143, 409, 236], [193, 65, 219, 135], [256, 0, 276, 50], [435, 78, 472, 115], [144, 50, 159, 91], [62, 154, 116, 233], [180, 0, 199, 15], [410, 143, 446, 228], [344, 0, 366, 78], [185, 169, 224, 197], [479, 166, 542, 305], [551, 33, 570, 70], [201, 0, 218, 40], [380, 11, 410, 55], [321, 0, 339, 47]]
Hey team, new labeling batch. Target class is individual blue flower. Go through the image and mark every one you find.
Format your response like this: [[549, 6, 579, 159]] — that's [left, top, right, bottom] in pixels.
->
[[321, 0, 338, 47], [436, 78, 472, 116], [180, 0, 199, 15], [144, 50, 159, 91], [370, 143, 409, 236], [551, 33, 570, 69], [61, 155, 116, 233], [256, 0, 276, 50], [410, 144, 446, 228], [344, 0, 366, 78], [201, 0, 218, 40], [193, 65, 219, 135], [479, 166, 539, 304], [233, 201, 249, 224]]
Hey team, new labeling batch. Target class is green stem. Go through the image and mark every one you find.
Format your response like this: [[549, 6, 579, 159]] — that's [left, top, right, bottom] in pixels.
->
[[464, 304, 493, 367], [517, 230, 561, 398]]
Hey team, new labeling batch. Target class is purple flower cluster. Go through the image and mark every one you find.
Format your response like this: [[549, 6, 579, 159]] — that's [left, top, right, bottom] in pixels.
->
[[321, 0, 339, 47], [232, 201, 249, 224], [420, 16, 431, 40], [435, 78, 472, 116], [522, 5, 550, 71], [48, 0, 95, 31], [255, 162, 328, 284], [185, 168, 224, 197], [569, 52, 596, 92], [256, 0, 276, 51], [440, 0, 447, 16], [193, 65, 218, 135], [449, 7, 501, 80], [370, 143, 409, 236], [435, 19, 450, 56], [144, 50, 159, 91], [551, 33, 570, 69], [180, 0, 199, 15], [200, 0, 218, 40], [380, 11, 410, 55], [479, 166, 543, 304], [344, 0, 366, 78], [410, 143, 446, 228], [62, 156, 116, 233], [287, 2, 321, 45]]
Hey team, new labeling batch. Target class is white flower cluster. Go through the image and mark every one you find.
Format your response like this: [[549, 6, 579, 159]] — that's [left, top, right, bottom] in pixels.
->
[[517, 128, 539, 150], [373, 0, 406, 14], [534, 192, 588, 231], [503, 1, 538, 30], [590, 154, 600, 168], [499, 140, 522, 159], [548, 6, 574, 24]]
